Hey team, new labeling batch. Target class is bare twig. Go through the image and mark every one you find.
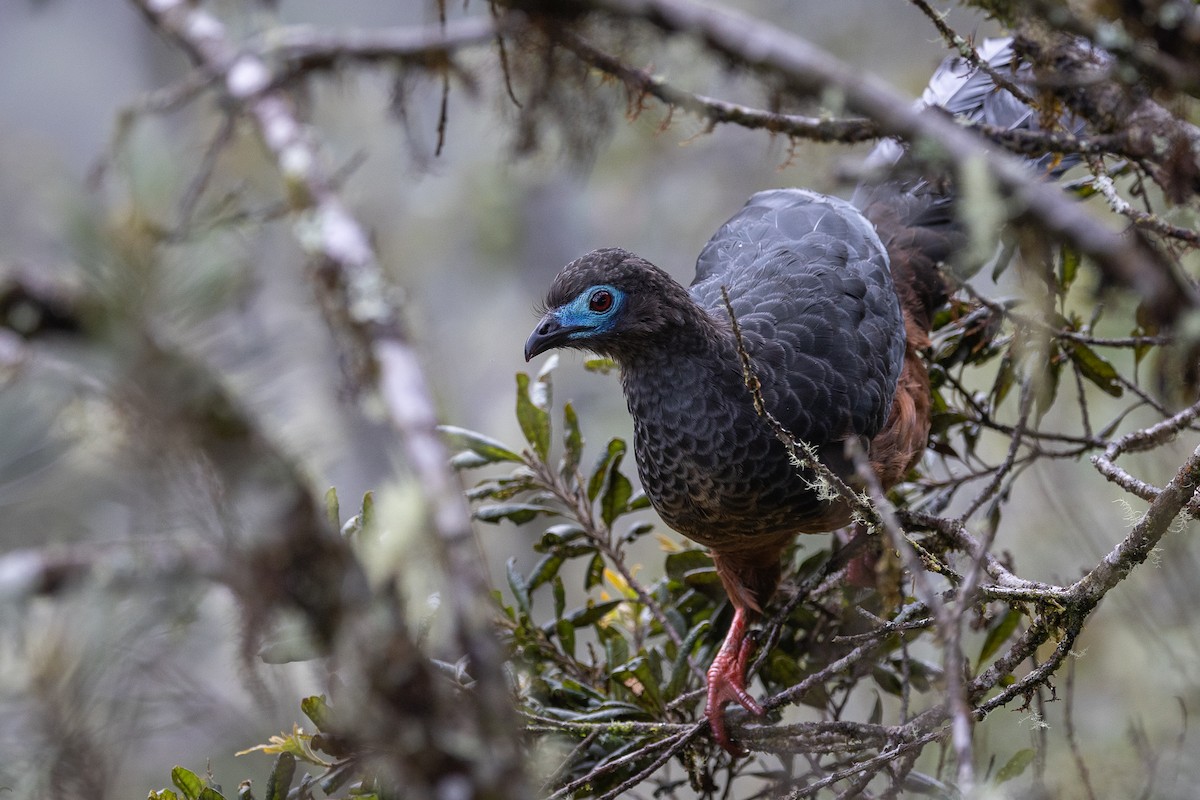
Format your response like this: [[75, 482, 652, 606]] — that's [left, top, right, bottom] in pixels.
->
[[557, 29, 880, 143]]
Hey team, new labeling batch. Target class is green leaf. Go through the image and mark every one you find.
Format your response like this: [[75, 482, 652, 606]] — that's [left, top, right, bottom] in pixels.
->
[[901, 772, 953, 795], [1068, 342, 1123, 397], [301, 695, 331, 732], [665, 550, 715, 582], [324, 487, 339, 530], [149, 791, 181, 800], [474, 503, 551, 525], [597, 623, 629, 667], [583, 357, 617, 374], [584, 552, 605, 590], [536, 523, 587, 552], [871, 664, 903, 696], [628, 491, 651, 511], [560, 401, 585, 479], [556, 617, 576, 658], [359, 491, 375, 533], [450, 451, 493, 469], [612, 656, 663, 710], [1058, 244, 1080, 291], [1133, 304, 1160, 368], [466, 475, 537, 502], [600, 465, 633, 528], [317, 761, 357, 796], [264, 752, 296, 800], [991, 351, 1015, 407], [437, 425, 522, 464], [995, 748, 1035, 784], [1034, 350, 1062, 420], [198, 789, 225, 800], [587, 438, 626, 503], [567, 599, 622, 628], [552, 575, 566, 619], [507, 558, 531, 616], [516, 372, 552, 460], [570, 701, 647, 722], [527, 553, 564, 591], [172, 767, 205, 800], [978, 608, 1022, 667], [665, 619, 709, 700], [622, 520, 655, 544]]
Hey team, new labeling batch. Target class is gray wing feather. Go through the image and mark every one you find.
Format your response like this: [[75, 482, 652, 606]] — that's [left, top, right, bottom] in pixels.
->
[[689, 189, 905, 448]]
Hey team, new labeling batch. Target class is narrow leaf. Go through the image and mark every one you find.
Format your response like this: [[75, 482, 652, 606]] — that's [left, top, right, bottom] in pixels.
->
[[264, 752, 296, 800], [665, 619, 709, 700], [584, 553, 605, 590], [555, 618, 576, 658], [560, 401, 584, 478], [172, 767, 205, 800], [978, 608, 1022, 667], [995, 748, 1036, 784], [583, 357, 617, 374], [516, 373, 551, 460], [599, 623, 630, 666], [324, 487, 339, 530], [990, 352, 1015, 407], [600, 467, 633, 528], [437, 425, 522, 464], [507, 558, 531, 616], [567, 599, 622, 627], [1058, 243, 1080, 291], [301, 695, 331, 732], [552, 575, 566, 619], [1034, 352, 1062, 420], [587, 438, 626, 503], [1068, 341, 1123, 397], [527, 553, 564, 591], [359, 491, 375, 532], [450, 451, 493, 469], [665, 550, 714, 581], [474, 503, 551, 525]]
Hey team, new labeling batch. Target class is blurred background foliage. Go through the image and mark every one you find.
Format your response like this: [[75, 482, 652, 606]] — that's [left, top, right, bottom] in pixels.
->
[[0, 0, 1198, 798]]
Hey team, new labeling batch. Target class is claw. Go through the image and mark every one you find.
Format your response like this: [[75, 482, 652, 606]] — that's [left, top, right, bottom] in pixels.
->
[[705, 608, 765, 755]]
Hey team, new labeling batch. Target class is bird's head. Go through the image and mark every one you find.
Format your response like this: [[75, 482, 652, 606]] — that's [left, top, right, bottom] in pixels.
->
[[525, 248, 696, 362]]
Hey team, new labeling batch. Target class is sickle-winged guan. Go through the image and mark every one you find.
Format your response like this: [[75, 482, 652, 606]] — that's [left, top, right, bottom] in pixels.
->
[[524, 38, 1062, 753]]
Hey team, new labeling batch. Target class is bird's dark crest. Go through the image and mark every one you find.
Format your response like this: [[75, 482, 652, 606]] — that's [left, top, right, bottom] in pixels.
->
[[544, 247, 679, 308]]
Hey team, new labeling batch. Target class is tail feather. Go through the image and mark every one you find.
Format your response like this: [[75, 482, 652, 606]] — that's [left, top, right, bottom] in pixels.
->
[[857, 37, 1081, 332]]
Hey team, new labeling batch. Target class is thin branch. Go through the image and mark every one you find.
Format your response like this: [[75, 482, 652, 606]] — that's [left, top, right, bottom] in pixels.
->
[[557, 29, 880, 143], [257, 17, 502, 76], [908, 0, 1035, 107]]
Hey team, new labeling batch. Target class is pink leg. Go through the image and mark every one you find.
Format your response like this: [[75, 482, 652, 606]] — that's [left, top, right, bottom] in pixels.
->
[[705, 606, 765, 755]]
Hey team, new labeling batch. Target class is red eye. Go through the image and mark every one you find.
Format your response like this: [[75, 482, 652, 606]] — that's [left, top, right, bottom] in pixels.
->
[[589, 289, 614, 313]]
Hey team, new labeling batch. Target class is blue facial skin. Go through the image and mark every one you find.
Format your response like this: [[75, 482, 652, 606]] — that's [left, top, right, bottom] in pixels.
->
[[558, 284, 625, 339]]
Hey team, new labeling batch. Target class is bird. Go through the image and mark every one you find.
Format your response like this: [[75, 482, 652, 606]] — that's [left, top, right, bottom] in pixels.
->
[[523, 38, 1063, 754]]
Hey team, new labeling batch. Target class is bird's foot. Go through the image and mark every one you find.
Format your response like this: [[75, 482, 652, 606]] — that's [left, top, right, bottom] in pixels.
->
[[705, 624, 765, 756]]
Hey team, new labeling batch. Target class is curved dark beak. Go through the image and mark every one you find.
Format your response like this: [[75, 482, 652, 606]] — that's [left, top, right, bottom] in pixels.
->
[[524, 312, 578, 361]]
